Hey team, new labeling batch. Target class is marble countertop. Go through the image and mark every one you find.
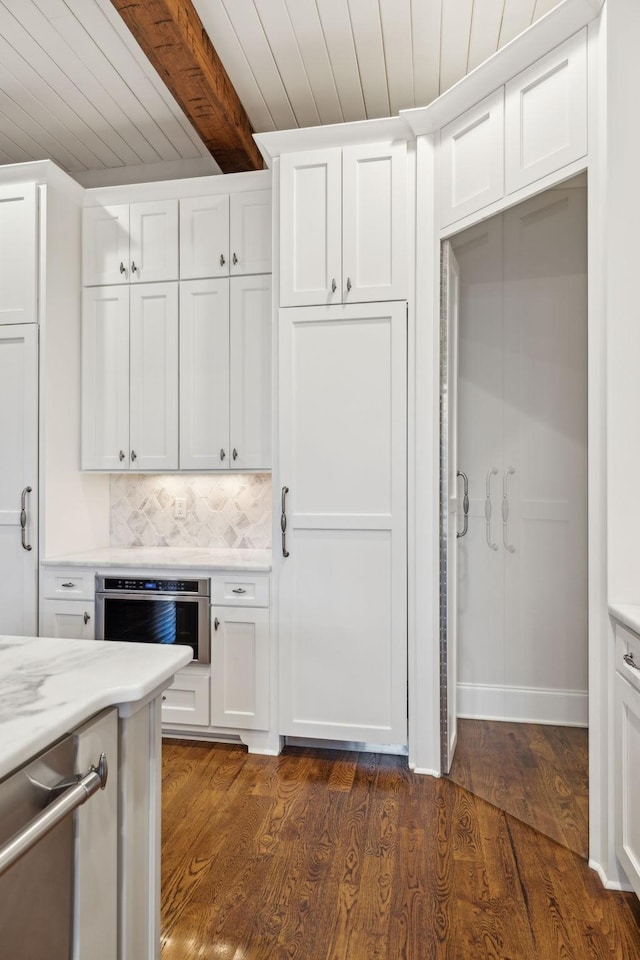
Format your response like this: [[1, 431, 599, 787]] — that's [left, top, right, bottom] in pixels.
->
[[42, 546, 272, 572], [609, 604, 640, 635], [0, 635, 192, 781]]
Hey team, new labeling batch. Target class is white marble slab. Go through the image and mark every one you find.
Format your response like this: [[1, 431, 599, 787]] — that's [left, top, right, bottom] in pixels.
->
[[609, 604, 640, 636], [0, 635, 192, 781], [42, 546, 272, 572]]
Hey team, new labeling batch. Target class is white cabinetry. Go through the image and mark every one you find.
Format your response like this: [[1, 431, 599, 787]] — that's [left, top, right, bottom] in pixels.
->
[[161, 668, 210, 727], [179, 189, 272, 279], [81, 283, 178, 471], [614, 619, 640, 898], [211, 606, 269, 731], [278, 302, 407, 744], [40, 568, 95, 639], [280, 143, 407, 306], [505, 30, 587, 194], [0, 182, 37, 324], [83, 200, 178, 285], [179, 275, 271, 470]]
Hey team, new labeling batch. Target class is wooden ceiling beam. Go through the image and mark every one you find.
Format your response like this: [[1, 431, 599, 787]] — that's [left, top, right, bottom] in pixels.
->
[[110, 0, 263, 173]]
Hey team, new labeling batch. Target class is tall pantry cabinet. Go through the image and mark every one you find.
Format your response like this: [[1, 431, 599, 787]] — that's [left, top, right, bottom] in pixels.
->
[[276, 139, 409, 745]]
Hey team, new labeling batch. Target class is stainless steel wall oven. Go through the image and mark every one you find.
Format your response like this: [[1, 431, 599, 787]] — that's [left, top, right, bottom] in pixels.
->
[[95, 576, 210, 664]]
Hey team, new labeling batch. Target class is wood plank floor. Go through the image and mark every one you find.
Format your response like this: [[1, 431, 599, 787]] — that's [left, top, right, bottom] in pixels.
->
[[449, 719, 589, 858], [161, 740, 640, 960]]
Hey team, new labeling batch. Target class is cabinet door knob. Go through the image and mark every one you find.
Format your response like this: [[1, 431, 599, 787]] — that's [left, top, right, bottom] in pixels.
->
[[83, 612, 91, 625], [232, 587, 246, 594], [346, 277, 352, 292], [220, 253, 226, 267], [119, 450, 126, 462], [232, 252, 238, 266], [232, 448, 238, 461], [624, 652, 640, 672], [214, 617, 220, 631], [220, 448, 226, 461], [62, 582, 75, 588], [131, 450, 137, 462], [331, 278, 336, 293], [119, 262, 126, 275], [131, 261, 137, 274]]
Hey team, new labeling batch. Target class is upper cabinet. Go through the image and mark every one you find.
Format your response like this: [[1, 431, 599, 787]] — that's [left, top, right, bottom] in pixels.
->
[[280, 142, 407, 306], [83, 200, 178, 285], [0, 182, 37, 325], [180, 189, 272, 280], [439, 30, 587, 229]]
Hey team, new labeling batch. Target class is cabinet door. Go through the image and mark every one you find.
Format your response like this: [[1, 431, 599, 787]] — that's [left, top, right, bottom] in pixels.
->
[[278, 302, 407, 745], [280, 148, 342, 306], [211, 606, 269, 731], [229, 275, 271, 470], [130, 282, 178, 470], [129, 199, 178, 282], [40, 600, 94, 639], [439, 89, 505, 228], [616, 672, 640, 897], [179, 278, 230, 469], [342, 142, 407, 302], [81, 286, 130, 470], [83, 204, 130, 286], [180, 195, 229, 279], [505, 30, 587, 194], [161, 670, 210, 727], [230, 189, 272, 275], [0, 182, 37, 322]]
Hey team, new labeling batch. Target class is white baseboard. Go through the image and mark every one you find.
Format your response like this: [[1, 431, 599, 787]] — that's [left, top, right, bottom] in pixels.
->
[[457, 682, 588, 726], [284, 736, 409, 756], [589, 858, 635, 892]]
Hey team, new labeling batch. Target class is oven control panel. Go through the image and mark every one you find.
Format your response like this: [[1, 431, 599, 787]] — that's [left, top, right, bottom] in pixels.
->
[[99, 578, 205, 595]]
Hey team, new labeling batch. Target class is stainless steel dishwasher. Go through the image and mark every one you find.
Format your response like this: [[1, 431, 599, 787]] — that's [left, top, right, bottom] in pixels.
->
[[0, 733, 108, 959]]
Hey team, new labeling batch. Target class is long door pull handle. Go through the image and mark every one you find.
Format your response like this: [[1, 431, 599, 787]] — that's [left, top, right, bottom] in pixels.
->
[[485, 468, 499, 551], [281, 486, 290, 557], [20, 486, 32, 551], [0, 753, 108, 879], [456, 470, 469, 538], [502, 467, 516, 553]]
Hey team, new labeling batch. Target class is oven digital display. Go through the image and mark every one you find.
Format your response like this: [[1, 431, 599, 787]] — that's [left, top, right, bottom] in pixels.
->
[[144, 582, 157, 590]]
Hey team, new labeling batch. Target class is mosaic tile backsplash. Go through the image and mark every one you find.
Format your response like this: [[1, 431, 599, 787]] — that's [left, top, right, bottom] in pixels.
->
[[110, 474, 272, 549]]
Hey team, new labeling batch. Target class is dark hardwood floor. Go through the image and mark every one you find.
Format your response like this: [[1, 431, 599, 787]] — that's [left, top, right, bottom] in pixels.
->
[[161, 740, 640, 959], [449, 719, 589, 858]]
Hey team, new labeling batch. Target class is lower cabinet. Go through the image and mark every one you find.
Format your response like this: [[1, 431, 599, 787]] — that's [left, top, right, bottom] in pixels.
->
[[211, 606, 269, 730], [40, 599, 95, 639], [161, 669, 210, 727], [615, 620, 640, 897]]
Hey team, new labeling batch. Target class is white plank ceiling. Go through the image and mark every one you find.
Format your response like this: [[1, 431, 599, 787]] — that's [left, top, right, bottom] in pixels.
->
[[192, 0, 564, 133], [0, 0, 563, 182]]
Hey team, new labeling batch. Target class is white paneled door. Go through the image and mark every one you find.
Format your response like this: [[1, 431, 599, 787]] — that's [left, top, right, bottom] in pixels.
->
[[279, 301, 407, 745], [229, 275, 272, 470], [0, 183, 37, 324], [0, 324, 38, 636]]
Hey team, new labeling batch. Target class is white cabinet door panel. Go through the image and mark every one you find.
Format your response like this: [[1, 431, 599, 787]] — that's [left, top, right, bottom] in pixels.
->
[[279, 302, 407, 745], [40, 600, 94, 640], [81, 286, 130, 470], [162, 671, 210, 727], [616, 672, 640, 898], [439, 89, 505, 228], [230, 189, 272, 276], [130, 283, 178, 471], [280, 148, 342, 306], [179, 278, 230, 470], [0, 183, 37, 323], [211, 607, 269, 731], [83, 203, 130, 286], [229, 275, 271, 470], [342, 142, 407, 302], [505, 30, 587, 194], [129, 199, 178, 283], [0, 324, 37, 636], [180, 195, 229, 279]]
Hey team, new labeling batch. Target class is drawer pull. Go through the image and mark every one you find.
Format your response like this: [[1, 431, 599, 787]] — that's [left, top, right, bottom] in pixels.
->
[[83, 612, 91, 625], [232, 587, 246, 594], [214, 618, 220, 631], [62, 582, 75, 588], [624, 652, 640, 672]]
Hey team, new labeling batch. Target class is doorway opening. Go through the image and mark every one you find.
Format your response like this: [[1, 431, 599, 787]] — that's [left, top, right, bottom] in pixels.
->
[[440, 176, 589, 857]]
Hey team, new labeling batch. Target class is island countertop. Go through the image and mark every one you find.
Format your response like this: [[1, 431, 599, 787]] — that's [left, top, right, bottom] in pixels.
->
[[41, 546, 272, 572], [0, 635, 192, 781]]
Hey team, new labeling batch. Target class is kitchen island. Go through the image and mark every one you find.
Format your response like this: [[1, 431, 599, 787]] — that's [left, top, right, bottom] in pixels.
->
[[0, 634, 192, 960]]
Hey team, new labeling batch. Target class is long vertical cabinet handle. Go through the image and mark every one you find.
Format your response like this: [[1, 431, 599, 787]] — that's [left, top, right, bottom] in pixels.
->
[[485, 468, 499, 551], [281, 486, 290, 557], [456, 470, 469, 539], [502, 467, 516, 554], [20, 486, 32, 551]]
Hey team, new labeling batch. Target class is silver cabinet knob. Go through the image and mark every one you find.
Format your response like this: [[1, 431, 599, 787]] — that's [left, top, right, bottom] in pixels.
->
[[220, 253, 226, 267], [131, 450, 137, 462], [119, 262, 126, 275], [83, 612, 91, 625], [331, 278, 336, 293], [214, 617, 220, 630], [220, 448, 226, 461], [131, 261, 137, 273], [346, 277, 352, 292], [232, 252, 238, 265], [119, 450, 125, 462], [62, 582, 75, 588], [232, 587, 246, 594], [232, 448, 238, 461]]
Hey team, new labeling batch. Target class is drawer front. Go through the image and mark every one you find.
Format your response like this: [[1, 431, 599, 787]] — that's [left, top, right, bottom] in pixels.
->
[[43, 570, 95, 601], [161, 671, 210, 727], [212, 575, 269, 607], [615, 622, 640, 694]]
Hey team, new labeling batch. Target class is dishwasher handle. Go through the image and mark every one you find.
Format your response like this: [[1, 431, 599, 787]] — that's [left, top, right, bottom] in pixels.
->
[[0, 753, 108, 879]]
